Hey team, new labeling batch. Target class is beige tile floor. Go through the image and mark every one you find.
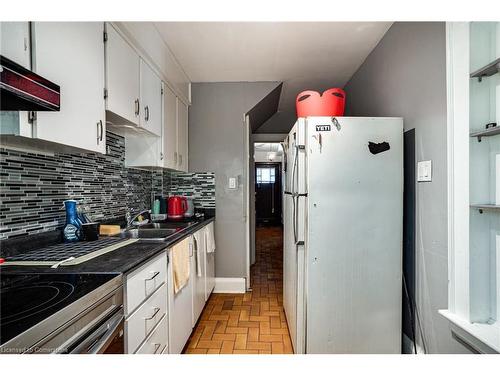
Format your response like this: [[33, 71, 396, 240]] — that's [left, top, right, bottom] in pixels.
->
[[184, 226, 293, 354]]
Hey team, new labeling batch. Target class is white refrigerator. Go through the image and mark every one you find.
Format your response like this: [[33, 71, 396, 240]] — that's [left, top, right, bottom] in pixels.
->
[[283, 116, 403, 354]]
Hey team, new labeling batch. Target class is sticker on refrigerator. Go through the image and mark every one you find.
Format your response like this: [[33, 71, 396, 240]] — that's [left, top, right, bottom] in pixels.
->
[[368, 141, 390, 155], [315, 125, 331, 131]]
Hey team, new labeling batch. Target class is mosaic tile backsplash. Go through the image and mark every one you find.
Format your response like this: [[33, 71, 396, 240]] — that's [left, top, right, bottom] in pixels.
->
[[168, 171, 216, 209], [0, 131, 215, 239]]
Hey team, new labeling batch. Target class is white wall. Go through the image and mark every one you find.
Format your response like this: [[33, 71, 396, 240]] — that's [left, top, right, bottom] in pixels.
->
[[345, 22, 471, 354], [188, 82, 281, 278]]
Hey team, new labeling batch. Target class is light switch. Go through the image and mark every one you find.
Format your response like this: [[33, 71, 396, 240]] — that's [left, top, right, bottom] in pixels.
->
[[417, 160, 432, 182], [228, 177, 237, 189]]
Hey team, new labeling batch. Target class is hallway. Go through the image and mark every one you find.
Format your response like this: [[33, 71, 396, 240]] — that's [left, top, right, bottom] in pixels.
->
[[184, 226, 293, 354]]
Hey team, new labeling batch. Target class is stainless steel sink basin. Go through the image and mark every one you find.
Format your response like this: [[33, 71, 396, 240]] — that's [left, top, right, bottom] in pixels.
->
[[139, 222, 195, 230], [119, 228, 178, 241]]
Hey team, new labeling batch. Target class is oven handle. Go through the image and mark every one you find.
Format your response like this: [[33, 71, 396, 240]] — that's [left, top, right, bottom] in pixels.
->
[[69, 308, 124, 354]]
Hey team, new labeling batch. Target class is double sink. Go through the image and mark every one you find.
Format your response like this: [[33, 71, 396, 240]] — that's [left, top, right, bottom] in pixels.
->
[[118, 221, 196, 241]]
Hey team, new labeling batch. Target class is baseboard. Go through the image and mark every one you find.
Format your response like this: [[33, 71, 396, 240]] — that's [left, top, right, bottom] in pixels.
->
[[213, 277, 246, 294]]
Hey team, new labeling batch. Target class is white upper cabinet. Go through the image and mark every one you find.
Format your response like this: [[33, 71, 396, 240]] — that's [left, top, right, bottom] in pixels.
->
[[105, 23, 140, 126], [139, 59, 162, 137], [162, 84, 178, 169], [33, 22, 106, 153], [177, 98, 189, 172], [0, 22, 30, 68]]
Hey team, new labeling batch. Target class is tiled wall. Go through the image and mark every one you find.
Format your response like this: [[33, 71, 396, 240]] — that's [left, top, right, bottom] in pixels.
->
[[0, 131, 215, 239], [168, 171, 216, 209]]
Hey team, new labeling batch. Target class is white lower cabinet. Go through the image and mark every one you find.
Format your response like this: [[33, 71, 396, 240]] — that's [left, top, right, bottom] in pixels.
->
[[167, 237, 194, 354], [191, 229, 206, 326], [124, 251, 168, 354], [136, 314, 168, 354], [125, 252, 167, 315], [204, 222, 216, 301], [167, 223, 215, 353]]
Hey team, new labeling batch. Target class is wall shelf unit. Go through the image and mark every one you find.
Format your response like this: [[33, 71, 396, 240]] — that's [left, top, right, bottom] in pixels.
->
[[470, 204, 500, 214], [470, 57, 500, 82], [470, 124, 500, 141]]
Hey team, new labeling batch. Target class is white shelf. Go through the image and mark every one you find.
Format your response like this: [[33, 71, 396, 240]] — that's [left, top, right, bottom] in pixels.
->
[[439, 310, 500, 353], [470, 125, 500, 141], [470, 204, 500, 213], [470, 57, 500, 81]]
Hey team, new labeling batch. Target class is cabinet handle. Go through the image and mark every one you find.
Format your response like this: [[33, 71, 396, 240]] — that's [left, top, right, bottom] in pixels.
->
[[174, 152, 177, 163], [179, 154, 182, 166], [160, 152, 164, 160], [134, 99, 140, 116], [145, 271, 160, 282], [153, 343, 162, 354], [145, 106, 150, 122], [96, 120, 103, 144], [144, 307, 161, 321]]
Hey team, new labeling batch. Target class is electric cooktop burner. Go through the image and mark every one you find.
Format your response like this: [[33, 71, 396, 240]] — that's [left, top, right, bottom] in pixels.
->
[[0, 273, 117, 347]]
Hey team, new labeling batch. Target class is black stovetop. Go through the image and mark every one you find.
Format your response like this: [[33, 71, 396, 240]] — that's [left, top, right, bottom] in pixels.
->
[[0, 273, 117, 346]]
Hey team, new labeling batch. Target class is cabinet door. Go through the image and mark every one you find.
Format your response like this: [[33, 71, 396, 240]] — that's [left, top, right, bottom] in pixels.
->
[[162, 84, 178, 169], [191, 230, 206, 327], [177, 98, 189, 172], [139, 59, 162, 137], [168, 237, 194, 354], [0, 22, 30, 68], [204, 223, 216, 301], [105, 23, 140, 125], [33, 22, 106, 153]]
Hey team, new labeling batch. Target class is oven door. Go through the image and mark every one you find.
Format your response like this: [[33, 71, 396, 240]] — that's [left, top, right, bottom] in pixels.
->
[[69, 308, 124, 354]]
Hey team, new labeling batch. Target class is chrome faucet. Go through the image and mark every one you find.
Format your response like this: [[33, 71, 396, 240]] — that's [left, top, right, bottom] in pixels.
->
[[125, 209, 151, 229]]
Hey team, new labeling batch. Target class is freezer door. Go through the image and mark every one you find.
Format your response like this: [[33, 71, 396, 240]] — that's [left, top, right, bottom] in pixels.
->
[[283, 125, 298, 352], [305, 116, 403, 353], [282, 119, 307, 354]]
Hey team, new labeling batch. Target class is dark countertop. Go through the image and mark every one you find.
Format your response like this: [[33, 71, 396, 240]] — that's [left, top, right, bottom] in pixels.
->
[[0, 217, 214, 276]]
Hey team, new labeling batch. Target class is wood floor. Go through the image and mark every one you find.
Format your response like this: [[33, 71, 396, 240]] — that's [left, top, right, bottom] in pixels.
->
[[184, 226, 293, 354]]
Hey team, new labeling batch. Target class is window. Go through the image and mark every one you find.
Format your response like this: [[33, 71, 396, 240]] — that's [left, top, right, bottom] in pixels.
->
[[256, 167, 275, 184]]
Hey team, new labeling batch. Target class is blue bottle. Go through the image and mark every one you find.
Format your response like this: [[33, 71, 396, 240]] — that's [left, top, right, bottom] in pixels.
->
[[63, 200, 82, 242]]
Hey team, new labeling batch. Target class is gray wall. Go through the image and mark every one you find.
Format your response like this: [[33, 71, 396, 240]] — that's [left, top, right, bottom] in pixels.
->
[[344, 22, 470, 354], [189, 82, 280, 278]]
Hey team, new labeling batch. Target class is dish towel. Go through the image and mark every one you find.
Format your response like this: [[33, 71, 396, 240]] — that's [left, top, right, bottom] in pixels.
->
[[172, 238, 190, 294], [193, 231, 202, 277], [205, 222, 216, 254]]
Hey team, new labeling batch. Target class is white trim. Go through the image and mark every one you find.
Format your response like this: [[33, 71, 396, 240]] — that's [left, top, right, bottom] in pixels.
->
[[244, 114, 251, 291], [445, 21, 470, 319], [439, 310, 499, 353], [213, 278, 246, 294]]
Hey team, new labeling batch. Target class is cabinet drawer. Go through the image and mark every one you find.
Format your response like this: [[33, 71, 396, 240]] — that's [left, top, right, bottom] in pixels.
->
[[126, 283, 167, 353], [125, 252, 167, 315], [135, 314, 168, 354]]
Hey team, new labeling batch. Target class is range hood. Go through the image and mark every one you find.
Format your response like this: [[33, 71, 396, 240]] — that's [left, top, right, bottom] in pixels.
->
[[0, 55, 60, 111]]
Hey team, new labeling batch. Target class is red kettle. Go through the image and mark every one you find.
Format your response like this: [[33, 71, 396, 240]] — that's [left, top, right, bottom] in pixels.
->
[[168, 196, 187, 219]]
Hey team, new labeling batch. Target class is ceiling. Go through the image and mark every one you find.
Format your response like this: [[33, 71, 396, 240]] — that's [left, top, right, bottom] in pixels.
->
[[254, 143, 283, 154], [155, 22, 392, 129]]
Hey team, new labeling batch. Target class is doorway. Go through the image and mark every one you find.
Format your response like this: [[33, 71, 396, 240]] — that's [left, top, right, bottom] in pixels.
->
[[255, 162, 282, 226]]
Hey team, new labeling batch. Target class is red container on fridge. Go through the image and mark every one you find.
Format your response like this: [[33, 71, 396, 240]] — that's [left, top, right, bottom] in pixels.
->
[[168, 196, 187, 219], [295, 88, 346, 118]]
